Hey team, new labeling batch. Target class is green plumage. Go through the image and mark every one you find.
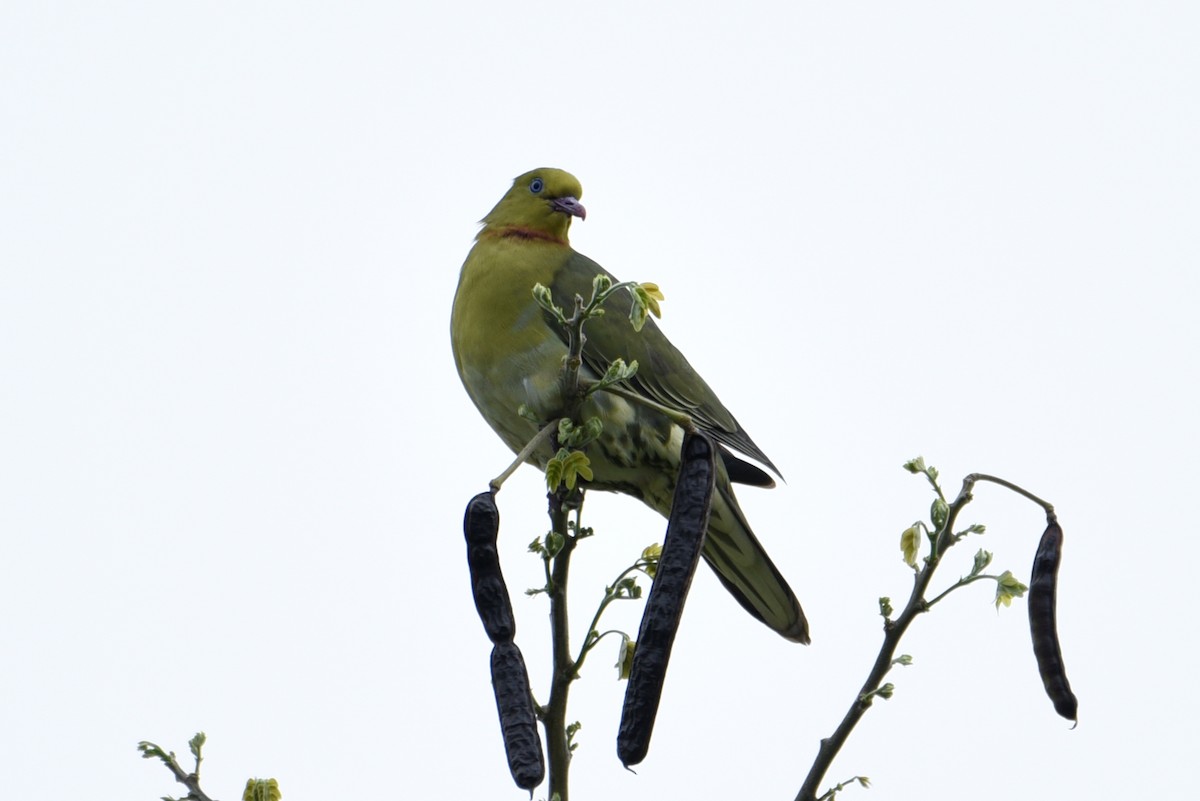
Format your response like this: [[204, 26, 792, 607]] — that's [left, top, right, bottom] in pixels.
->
[[451, 168, 809, 643]]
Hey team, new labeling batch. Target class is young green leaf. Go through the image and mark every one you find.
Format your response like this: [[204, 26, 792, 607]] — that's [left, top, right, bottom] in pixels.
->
[[557, 418, 603, 448], [640, 543, 663, 579], [560, 451, 593, 490], [566, 721, 583, 754], [592, 357, 640, 393], [900, 526, 921, 568], [187, 732, 206, 762], [628, 282, 665, 332], [545, 449, 594, 491], [532, 283, 566, 323], [592, 273, 613, 297], [243, 778, 282, 801], [616, 635, 636, 680], [931, 498, 949, 530], [545, 456, 563, 492], [611, 576, 642, 600], [994, 570, 1029, 609]]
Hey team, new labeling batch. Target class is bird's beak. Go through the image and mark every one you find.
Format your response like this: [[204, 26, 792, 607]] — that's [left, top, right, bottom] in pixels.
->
[[550, 196, 586, 220]]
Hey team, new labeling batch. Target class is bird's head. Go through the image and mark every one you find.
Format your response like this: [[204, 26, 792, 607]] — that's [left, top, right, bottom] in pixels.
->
[[479, 168, 586, 244]]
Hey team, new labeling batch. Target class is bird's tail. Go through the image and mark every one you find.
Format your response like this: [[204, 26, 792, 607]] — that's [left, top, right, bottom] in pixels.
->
[[701, 479, 810, 644]]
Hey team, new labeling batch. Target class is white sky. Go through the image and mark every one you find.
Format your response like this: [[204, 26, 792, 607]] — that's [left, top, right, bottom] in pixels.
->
[[2, 3, 1197, 799]]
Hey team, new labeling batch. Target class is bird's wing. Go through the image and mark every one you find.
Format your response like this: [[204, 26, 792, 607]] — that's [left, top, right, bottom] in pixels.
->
[[546, 250, 781, 477]]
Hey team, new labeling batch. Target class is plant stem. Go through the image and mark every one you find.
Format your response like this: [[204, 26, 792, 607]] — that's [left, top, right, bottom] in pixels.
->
[[559, 295, 587, 404], [491, 421, 558, 493], [140, 744, 216, 801], [588, 383, 696, 430], [543, 490, 578, 801], [966, 473, 1055, 518], [795, 477, 976, 801], [571, 563, 647, 673], [534, 279, 652, 799], [540, 287, 594, 801]]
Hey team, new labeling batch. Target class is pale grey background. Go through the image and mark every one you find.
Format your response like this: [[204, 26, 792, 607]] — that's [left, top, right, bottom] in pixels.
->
[[2, 3, 1196, 799]]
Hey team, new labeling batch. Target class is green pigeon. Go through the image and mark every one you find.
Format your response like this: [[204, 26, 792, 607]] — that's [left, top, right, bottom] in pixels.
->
[[451, 168, 809, 643]]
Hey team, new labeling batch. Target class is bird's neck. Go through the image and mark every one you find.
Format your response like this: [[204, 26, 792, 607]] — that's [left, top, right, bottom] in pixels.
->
[[479, 224, 570, 246]]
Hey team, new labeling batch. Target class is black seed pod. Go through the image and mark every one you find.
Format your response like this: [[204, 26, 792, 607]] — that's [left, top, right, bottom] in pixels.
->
[[463, 491, 516, 643], [617, 431, 716, 767], [1028, 519, 1078, 722], [491, 641, 545, 790]]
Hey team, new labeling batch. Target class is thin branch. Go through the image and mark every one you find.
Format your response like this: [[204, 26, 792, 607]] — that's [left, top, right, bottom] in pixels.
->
[[795, 477, 975, 801], [816, 775, 870, 801], [586, 382, 696, 431], [796, 468, 1059, 800], [967, 473, 1055, 519], [490, 421, 558, 492], [925, 573, 1004, 608], [138, 741, 217, 801], [538, 285, 595, 801], [542, 493, 578, 801], [571, 563, 651, 673]]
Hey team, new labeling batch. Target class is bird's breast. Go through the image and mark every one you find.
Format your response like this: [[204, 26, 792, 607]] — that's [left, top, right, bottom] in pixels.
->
[[451, 240, 575, 453]]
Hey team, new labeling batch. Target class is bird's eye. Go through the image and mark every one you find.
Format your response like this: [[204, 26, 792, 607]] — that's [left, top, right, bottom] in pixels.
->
[[529, 178, 544, 194]]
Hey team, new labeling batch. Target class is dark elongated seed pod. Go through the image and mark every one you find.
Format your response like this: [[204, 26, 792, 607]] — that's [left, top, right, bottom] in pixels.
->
[[617, 431, 716, 767], [1028, 519, 1078, 721], [463, 491, 516, 643], [491, 641, 545, 790]]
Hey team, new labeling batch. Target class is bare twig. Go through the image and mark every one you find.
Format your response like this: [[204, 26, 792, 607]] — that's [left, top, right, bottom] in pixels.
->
[[586, 382, 696, 431], [490, 421, 558, 492]]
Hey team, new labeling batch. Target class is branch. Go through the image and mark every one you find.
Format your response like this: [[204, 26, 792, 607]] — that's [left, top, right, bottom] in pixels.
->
[[585, 382, 696, 431], [138, 735, 217, 801], [542, 494, 579, 801], [536, 282, 600, 801], [490, 421, 558, 492], [797, 466, 1048, 801]]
